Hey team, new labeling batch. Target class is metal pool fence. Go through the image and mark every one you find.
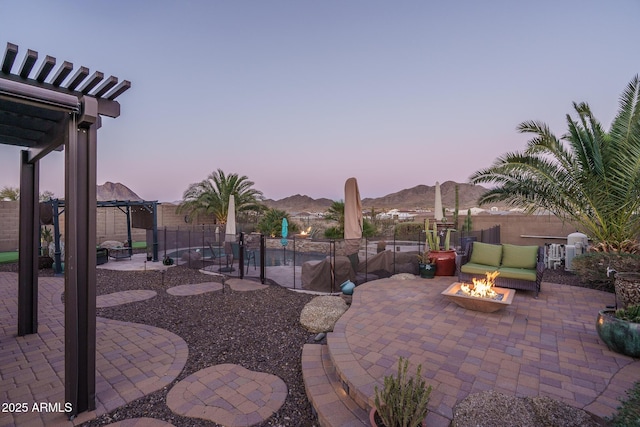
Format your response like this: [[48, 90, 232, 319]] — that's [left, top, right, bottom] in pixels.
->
[[148, 225, 500, 291]]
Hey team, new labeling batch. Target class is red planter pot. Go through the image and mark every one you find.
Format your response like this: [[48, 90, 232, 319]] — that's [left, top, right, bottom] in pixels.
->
[[430, 250, 456, 276]]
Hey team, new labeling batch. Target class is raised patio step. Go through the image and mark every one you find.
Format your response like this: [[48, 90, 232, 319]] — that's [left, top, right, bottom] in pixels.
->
[[301, 344, 369, 427]]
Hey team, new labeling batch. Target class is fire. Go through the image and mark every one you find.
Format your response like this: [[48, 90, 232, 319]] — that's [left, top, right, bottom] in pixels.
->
[[460, 271, 500, 299], [299, 226, 312, 236]]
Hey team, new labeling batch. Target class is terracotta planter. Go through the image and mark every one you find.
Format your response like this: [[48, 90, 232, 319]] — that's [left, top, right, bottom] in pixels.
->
[[369, 407, 426, 427], [614, 272, 640, 309], [429, 250, 456, 276], [596, 309, 640, 358]]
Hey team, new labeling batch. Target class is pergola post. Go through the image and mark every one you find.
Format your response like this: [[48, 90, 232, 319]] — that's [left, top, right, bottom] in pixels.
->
[[64, 98, 98, 415], [17, 150, 40, 336]]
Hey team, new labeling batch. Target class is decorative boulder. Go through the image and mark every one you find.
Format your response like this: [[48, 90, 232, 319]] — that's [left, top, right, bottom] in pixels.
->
[[453, 390, 600, 427], [181, 250, 202, 262], [99, 240, 124, 249], [300, 296, 348, 333]]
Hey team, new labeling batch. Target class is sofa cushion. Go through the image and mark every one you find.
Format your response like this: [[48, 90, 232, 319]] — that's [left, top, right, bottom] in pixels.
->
[[460, 263, 499, 276], [497, 267, 537, 282], [501, 244, 538, 269], [469, 242, 503, 267]]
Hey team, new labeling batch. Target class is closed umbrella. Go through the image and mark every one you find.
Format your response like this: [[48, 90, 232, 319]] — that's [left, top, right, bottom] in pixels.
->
[[344, 177, 362, 260], [281, 217, 288, 247], [225, 195, 236, 242], [434, 181, 444, 221]]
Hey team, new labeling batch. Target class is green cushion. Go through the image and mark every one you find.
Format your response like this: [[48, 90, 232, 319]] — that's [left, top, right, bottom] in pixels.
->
[[469, 242, 503, 267], [497, 267, 537, 282], [501, 244, 538, 269], [461, 263, 499, 276]]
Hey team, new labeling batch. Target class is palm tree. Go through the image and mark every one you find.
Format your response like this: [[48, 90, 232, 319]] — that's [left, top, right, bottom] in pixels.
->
[[257, 208, 298, 237], [177, 169, 265, 224], [470, 76, 640, 253], [0, 186, 19, 201]]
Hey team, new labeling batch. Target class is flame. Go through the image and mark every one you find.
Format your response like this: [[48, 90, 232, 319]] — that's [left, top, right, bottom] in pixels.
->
[[300, 226, 312, 236], [460, 271, 500, 298]]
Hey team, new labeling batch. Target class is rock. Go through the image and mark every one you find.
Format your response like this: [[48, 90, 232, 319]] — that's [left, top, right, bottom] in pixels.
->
[[390, 273, 418, 280], [100, 240, 124, 249], [452, 391, 601, 427], [182, 250, 202, 262], [300, 296, 348, 333]]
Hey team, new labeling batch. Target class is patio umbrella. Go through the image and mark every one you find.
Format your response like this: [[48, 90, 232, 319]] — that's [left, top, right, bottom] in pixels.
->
[[344, 177, 362, 258], [281, 217, 288, 247], [434, 181, 444, 221], [225, 195, 236, 242]]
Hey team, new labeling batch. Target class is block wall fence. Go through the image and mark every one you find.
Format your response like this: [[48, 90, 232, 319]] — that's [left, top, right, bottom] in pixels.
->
[[0, 200, 581, 252]]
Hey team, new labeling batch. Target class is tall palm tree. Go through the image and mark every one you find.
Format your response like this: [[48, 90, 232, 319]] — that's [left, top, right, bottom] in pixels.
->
[[178, 169, 265, 224], [470, 76, 640, 253]]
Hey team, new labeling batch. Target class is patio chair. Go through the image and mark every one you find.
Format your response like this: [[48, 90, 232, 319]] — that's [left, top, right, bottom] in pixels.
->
[[205, 241, 235, 272], [230, 240, 257, 273]]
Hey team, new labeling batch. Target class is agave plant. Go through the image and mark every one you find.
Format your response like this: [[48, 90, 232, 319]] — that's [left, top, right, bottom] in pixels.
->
[[470, 76, 640, 253], [615, 305, 640, 323]]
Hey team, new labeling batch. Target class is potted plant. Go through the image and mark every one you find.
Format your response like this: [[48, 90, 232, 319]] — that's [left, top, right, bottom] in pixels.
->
[[425, 221, 456, 276], [596, 304, 640, 358], [417, 252, 436, 279], [371, 357, 432, 427]]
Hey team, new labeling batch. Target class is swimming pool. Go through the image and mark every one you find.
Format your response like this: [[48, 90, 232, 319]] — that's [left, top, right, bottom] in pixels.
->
[[166, 247, 326, 267]]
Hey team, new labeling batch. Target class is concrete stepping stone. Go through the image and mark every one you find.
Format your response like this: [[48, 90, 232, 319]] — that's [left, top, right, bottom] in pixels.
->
[[105, 417, 175, 426], [166, 282, 222, 296], [96, 290, 157, 308], [226, 278, 268, 291], [167, 363, 287, 427]]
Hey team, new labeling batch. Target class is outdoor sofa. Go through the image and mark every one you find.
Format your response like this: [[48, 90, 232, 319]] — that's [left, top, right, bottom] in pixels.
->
[[458, 241, 545, 297]]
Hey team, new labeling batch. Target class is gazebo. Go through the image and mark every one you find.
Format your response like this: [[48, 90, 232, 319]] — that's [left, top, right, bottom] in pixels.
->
[[0, 42, 130, 417]]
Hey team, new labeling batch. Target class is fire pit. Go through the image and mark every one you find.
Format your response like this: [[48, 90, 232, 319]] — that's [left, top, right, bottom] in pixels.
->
[[441, 272, 515, 312]]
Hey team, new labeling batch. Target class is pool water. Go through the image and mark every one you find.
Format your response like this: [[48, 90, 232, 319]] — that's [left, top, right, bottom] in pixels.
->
[[166, 247, 326, 267]]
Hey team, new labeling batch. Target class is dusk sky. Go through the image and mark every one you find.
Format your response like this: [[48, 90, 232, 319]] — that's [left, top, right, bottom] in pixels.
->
[[1, 1, 638, 202]]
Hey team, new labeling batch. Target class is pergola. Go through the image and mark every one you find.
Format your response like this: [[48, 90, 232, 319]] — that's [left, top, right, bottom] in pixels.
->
[[0, 42, 130, 417]]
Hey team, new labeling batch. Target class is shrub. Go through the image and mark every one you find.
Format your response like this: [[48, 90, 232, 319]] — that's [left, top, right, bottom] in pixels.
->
[[607, 381, 640, 427], [394, 222, 424, 241], [374, 357, 432, 427], [571, 252, 640, 293]]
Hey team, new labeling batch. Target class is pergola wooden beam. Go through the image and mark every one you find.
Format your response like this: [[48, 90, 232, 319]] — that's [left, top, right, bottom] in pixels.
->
[[35, 55, 56, 83], [19, 49, 38, 78], [1, 42, 17, 73], [51, 60, 73, 86]]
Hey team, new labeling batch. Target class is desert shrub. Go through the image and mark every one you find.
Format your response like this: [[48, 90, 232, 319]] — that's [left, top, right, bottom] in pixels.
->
[[572, 252, 640, 293], [394, 222, 424, 241], [607, 381, 640, 427], [324, 226, 342, 239]]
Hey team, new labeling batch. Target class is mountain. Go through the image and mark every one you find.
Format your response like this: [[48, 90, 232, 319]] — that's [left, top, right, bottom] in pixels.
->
[[262, 194, 333, 213], [264, 181, 492, 213], [361, 181, 489, 210], [97, 182, 142, 201]]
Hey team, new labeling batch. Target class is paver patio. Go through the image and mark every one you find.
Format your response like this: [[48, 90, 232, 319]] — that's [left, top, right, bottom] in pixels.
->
[[312, 276, 640, 426], [2, 265, 639, 427]]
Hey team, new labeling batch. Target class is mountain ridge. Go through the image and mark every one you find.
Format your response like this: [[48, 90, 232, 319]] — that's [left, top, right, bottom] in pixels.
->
[[263, 181, 494, 213]]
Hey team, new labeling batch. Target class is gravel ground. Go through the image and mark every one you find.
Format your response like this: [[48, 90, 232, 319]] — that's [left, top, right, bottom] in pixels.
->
[[0, 261, 611, 426], [87, 266, 319, 427]]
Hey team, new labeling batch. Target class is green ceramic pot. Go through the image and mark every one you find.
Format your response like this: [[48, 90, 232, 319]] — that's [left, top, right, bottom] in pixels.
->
[[419, 263, 436, 279], [596, 309, 640, 358]]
